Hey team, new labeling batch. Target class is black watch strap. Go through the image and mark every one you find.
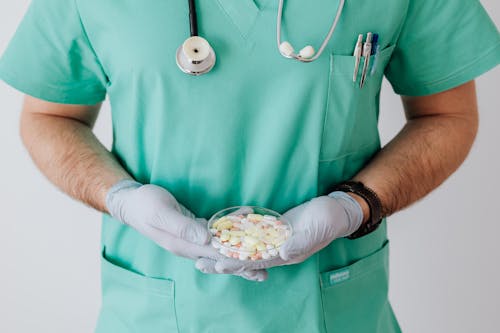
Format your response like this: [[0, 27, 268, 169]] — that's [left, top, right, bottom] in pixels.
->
[[330, 181, 384, 239]]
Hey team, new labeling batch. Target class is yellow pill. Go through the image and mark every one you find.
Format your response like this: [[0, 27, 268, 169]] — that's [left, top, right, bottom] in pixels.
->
[[229, 237, 241, 245], [256, 242, 266, 251], [213, 217, 228, 226], [230, 231, 246, 237], [216, 220, 233, 231], [247, 214, 263, 222], [244, 236, 259, 246]]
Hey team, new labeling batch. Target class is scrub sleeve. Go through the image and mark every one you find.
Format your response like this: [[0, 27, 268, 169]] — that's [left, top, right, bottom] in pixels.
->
[[0, 1, 499, 333], [385, 0, 500, 95], [0, 0, 108, 104]]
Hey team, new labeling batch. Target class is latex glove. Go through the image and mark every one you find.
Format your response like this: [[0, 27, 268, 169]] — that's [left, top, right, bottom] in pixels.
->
[[195, 192, 363, 274], [106, 180, 267, 281]]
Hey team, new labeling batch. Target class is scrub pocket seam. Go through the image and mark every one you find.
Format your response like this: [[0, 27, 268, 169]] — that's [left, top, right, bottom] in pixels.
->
[[101, 248, 175, 297], [97, 249, 180, 333], [319, 240, 389, 290]]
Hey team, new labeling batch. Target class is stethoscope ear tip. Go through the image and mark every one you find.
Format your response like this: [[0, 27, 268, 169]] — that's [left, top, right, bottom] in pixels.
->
[[279, 41, 295, 58], [279, 41, 316, 61]]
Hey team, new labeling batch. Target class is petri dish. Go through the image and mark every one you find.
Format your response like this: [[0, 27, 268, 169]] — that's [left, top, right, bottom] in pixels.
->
[[208, 206, 292, 261]]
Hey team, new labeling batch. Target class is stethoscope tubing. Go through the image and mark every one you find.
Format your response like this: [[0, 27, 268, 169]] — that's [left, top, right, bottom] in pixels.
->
[[276, 0, 346, 62], [188, 0, 198, 36], [178, 0, 346, 75]]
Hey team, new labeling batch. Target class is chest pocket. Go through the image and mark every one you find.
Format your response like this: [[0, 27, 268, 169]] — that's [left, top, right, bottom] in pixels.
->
[[320, 44, 396, 162]]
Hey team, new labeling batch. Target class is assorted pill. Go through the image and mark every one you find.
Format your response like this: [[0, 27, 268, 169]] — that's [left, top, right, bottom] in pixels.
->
[[209, 211, 291, 261]]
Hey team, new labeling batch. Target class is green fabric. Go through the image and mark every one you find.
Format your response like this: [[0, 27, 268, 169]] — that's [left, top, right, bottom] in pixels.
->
[[385, 0, 500, 96], [0, 0, 107, 104], [1, 0, 499, 332]]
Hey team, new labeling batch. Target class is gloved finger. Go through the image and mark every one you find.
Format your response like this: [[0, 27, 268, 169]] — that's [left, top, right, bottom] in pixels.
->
[[238, 269, 268, 282], [195, 258, 268, 282], [228, 206, 254, 216], [278, 232, 315, 261], [177, 203, 196, 219], [214, 256, 285, 274], [240, 270, 266, 281], [142, 224, 219, 259], [152, 206, 210, 245], [195, 257, 219, 274]]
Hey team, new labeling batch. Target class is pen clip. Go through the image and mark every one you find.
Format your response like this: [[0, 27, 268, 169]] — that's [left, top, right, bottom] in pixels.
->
[[352, 34, 364, 83], [360, 32, 373, 88]]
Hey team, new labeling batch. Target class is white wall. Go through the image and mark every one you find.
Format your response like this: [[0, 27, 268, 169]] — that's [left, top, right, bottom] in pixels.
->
[[0, 1, 498, 332]]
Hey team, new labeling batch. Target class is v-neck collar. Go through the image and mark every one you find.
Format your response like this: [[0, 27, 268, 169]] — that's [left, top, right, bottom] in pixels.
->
[[215, 0, 269, 39]]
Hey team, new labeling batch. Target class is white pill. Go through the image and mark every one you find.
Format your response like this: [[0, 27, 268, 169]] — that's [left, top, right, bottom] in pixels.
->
[[269, 249, 278, 256], [227, 215, 241, 222], [261, 251, 270, 260]]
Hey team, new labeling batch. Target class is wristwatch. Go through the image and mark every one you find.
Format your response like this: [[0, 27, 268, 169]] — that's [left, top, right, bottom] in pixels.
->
[[330, 181, 384, 239]]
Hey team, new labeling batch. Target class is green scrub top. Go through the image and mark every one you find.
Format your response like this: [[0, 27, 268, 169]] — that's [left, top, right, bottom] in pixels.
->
[[1, 0, 499, 332]]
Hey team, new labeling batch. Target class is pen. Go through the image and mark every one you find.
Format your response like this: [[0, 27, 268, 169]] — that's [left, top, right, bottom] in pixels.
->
[[360, 32, 372, 88], [370, 34, 379, 55], [370, 34, 379, 76], [352, 34, 364, 82]]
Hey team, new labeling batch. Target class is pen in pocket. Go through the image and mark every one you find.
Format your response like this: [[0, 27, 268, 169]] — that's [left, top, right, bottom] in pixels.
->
[[352, 34, 364, 82], [359, 32, 373, 88], [370, 34, 380, 76]]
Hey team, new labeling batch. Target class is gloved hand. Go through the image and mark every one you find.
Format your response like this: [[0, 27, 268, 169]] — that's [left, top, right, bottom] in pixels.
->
[[106, 179, 267, 281], [195, 192, 363, 275]]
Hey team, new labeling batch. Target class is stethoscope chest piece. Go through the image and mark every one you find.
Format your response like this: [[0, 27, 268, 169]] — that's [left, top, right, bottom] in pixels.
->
[[176, 36, 216, 75]]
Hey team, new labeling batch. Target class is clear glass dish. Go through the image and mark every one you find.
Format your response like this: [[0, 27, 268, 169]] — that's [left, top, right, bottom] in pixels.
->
[[208, 206, 292, 261]]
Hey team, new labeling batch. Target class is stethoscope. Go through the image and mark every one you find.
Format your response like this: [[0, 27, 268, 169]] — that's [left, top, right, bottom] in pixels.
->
[[176, 0, 346, 75]]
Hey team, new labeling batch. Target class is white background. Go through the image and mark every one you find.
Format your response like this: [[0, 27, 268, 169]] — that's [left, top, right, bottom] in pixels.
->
[[0, 1, 498, 332]]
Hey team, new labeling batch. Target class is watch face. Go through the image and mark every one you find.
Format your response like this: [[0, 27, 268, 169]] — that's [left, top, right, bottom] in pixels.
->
[[347, 221, 380, 239]]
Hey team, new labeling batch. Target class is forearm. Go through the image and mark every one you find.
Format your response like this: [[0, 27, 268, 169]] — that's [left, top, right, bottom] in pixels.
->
[[353, 111, 478, 220], [20, 112, 132, 212]]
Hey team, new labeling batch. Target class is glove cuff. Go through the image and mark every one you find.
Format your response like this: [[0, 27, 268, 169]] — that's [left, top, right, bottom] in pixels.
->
[[327, 191, 364, 238], [105, 179, 142, 219]]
